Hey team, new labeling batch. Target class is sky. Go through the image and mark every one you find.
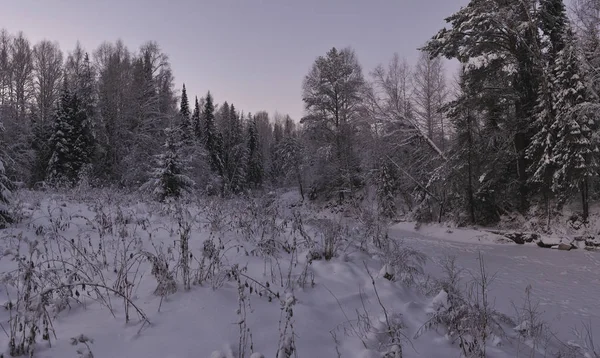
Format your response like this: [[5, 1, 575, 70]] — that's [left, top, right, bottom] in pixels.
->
[[2, 0, 469, 120]]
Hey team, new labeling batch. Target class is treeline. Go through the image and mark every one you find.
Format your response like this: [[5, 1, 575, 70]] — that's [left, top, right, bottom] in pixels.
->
[[298, 0, 600, 226], [2, 0, 599, 228], [0, 30, 300, 204]]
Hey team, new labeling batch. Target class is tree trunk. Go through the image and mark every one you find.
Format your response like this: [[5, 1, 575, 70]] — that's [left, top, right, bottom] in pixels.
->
[[514, 132, 529, 213], [581, 178, 589, 221], [467, 112, 476, 224]]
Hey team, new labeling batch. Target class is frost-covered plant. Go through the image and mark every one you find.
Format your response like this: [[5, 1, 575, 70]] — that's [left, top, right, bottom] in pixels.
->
[[112, 229, 145, 324], [378, 240, 426, 287], [306, 217, 349, 260], [3, 237, 56, 357], [193, 236, 227, 289], [71, 334, 94, 358], [512, 284, 550, 354], [142, 241, 177, 309], [366, 264, 406, 357], [277, 292, 297, 358], [559, 322, 600, 358], [174, 207, 193, 290], [415, 254, 512, 357]]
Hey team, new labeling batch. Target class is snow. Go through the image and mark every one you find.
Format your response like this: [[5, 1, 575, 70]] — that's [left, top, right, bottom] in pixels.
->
[[390, 224, 600, 348], [0, 190, 597, 358], [430, 289, 449, 313]]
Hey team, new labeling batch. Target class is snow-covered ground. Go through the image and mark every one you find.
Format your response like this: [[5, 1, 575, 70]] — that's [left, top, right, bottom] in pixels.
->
[[0, 190, 597, 358], [391, 223, 600, 348]]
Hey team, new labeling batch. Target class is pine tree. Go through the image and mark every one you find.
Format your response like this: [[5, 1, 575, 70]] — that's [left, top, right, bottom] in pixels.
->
[[527, 72, 556, 211], [192, 96, 201, 140], [225, 105, 247, 193], [550, 27, 597, 218], [246, 116, 263, 187], [423, 0, 542, 214], [142, 126, 194, 201], [47, 79, 93, 186], [202, 92, 224, 178], [539, 0, 569, 57], [527, 0, 569, 218], [179, 84, 192, 141]]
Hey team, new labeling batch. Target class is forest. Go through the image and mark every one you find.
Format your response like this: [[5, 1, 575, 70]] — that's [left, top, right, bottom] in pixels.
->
[[2, 0, 600, 230], [0, 0, 599, 357]]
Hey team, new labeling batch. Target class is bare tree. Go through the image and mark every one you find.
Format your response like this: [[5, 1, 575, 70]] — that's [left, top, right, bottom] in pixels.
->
[[32, 40, 63, 123], [0, 29, 12, 109], [11, 32, 34, 121], [413, 51, 449, 151]]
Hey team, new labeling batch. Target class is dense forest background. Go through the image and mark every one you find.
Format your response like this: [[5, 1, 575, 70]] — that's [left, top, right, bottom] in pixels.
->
[[1, 0, 600, 229]]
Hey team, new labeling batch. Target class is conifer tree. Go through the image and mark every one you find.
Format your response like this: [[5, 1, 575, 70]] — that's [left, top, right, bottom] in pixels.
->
[[202, 92, 224, 178], [550, 27, 597, 218], [246, 115, 263, 187], [192, 96, 201, 140], [527, 72, 556, 212], [47, 79, 93, 186], [179, 84, 193, 143], [142, 126, 194, 201], [223, 104, 246, 192], [180, 84, 190, 118]]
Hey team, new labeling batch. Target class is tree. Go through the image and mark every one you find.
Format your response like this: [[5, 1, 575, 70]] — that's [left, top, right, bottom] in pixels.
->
[[277, 133, 305, 200], [413, 51, 448, 150], [246, 115, 263, 187], [0, 30, 11, 108], [95, 40, 133, 181], [47, 80, 93, 186], [179, 83, 192, 142], [423, 0, 543, 214], [539, 0, 569, 57], [301, 47, 366, 201], [202, 91, 224, 178], [30, 40, 65, 185], [0, 121, 13, 228], [192, 96, 202, 140], [32, 40, 63, 124], [142, 126, 193, 201], [550, 27, 598, 219], [11, 32, 34, 121]]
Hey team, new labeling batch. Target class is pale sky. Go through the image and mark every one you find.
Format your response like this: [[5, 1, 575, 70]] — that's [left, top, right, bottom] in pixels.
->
[[2, 0, 469, 120]]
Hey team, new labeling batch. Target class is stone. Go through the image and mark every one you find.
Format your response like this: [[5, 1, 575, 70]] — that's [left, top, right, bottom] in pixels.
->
[[557, 243, 573, 251]]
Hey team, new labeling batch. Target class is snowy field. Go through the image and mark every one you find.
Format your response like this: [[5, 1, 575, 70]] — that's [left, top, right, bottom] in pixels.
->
[[0, 189, 598, 358]]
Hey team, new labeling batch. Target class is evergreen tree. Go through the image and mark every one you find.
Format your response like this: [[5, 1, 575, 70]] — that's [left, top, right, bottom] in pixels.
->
[[527, 72, 556, 210], [225, 105, 246, 193], [527, 0, 569, 216], [179, 84, 190, 118], [142, 126, 194, 201], [423, 0, 542, 215], [246, 116, 263, 187], [192, 96, 201, 140], [539, 0, 569, 57], [47, 79, 93, 186], [550, 27, 597, 218], [179, 84, 192, 142], [202, 92, 224, 178]]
